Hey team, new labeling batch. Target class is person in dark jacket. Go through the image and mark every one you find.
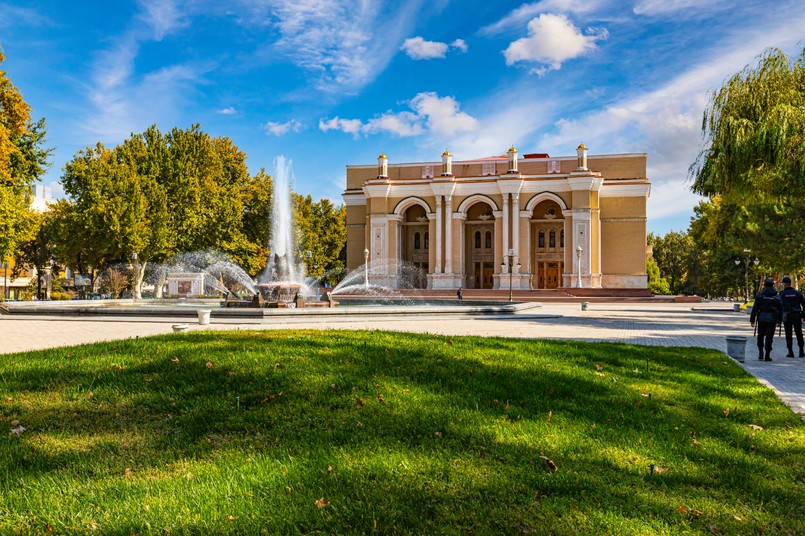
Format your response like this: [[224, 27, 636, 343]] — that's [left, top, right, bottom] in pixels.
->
[[750, 279, 783, 361], [778, 275, 805, 357]]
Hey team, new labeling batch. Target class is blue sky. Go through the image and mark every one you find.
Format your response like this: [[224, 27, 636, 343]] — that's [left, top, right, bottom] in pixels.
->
[[2, 0, 803, 235]]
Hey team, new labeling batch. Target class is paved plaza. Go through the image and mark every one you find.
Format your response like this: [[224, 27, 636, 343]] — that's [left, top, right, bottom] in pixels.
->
[[2, 302, 804, 416]]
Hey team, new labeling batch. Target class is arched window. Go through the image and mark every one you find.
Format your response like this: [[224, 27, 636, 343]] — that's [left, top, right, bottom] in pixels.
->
[[560, 230, 564, 247], [538, 230, 545, 248], [414, 232, 421, 250], [424, 232, 429, 249], [549, 230, 556, 248], [485, 231, 492, 249], [474, 231, 481, 248]]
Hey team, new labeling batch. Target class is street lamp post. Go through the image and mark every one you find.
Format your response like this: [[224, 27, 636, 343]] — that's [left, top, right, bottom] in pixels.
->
[[500, 248, 520, 302], [576, 246, 583, 288], [734, 250, 759, 302], [363, 248, 369, 290]]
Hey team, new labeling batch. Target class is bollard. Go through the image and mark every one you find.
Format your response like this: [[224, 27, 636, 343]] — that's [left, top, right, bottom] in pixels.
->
[[733, 303, 741, 312], [581, 302, 589, 311], [197, 309, 211, 325], [725, 335, 747, 362], [172, 324, 189, 333]]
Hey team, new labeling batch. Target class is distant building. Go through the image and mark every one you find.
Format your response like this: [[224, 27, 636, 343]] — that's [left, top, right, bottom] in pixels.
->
[[342, 145, 650, 290]]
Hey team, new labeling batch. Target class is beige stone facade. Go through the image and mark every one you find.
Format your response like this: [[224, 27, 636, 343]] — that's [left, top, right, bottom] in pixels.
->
[[342, 145, 650, 290]]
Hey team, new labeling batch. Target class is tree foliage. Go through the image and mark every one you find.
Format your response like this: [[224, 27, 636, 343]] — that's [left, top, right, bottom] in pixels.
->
[[57, 125, 276, 296], [691, 47, 805, 201], [0, 48, 51, 263], [293, 193, 346, 285]]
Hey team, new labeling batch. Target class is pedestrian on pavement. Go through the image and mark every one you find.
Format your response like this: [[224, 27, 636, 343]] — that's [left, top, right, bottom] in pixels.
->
[[457, 287, 463, 301], [750, 279, 783, 361], [778, 275, 805, 358]]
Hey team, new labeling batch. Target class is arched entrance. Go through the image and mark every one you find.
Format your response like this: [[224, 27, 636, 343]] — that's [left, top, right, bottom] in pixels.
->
[[530, 200, 565, 289], [464, 201, 495, 289], [400, 203, 429, 288]]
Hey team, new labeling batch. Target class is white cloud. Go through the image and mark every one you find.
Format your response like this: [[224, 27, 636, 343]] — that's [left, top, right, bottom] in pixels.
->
[[504, 13, 606, 73], [401, 36, 449, 60], [239, 0, 426, 93], [82, 2, 209, 141], [263, 119, 304, 136], [319, 117, 364, 136], [0, 3, 53, 27], [365, 111, 424, 136], [410, 93, 479, 136], [450, 39, 469, 53], [480, 0, 605, 35], [136, 0, 186, 40], [218, 107, 237, 115], [633, 0, 725, 16], [319, 92, 478, 138]]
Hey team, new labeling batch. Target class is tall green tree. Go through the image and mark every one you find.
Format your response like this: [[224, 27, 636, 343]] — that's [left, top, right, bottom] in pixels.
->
[[0, 48, 51, 266], [691, 47, 805, 201], [648, 231, 693, 295], [293, 193, 346, 285]]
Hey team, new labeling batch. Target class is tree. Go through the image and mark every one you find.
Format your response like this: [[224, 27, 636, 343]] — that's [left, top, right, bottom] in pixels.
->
[[0, 48, 51, 266], [12, 212, 56, 299], [648, 231, 693, 295], [691, 47, 805, 201], [293, 193, 346, 285], [646, 257, 670, 295]]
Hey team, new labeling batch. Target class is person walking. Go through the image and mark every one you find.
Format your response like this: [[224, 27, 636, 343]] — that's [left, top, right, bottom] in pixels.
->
[[750, 279, 783, 361], [457, 287, 463, 301], [778, 275, 805, 358]]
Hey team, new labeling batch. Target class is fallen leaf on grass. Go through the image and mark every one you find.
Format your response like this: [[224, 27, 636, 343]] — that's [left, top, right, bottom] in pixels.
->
[[227, 371, 236, 377], [595, 363, 603, 371], [748, 424, 763, 431], [326, 465, 333, 473], [377, 394, 385, 404], [595, 372, 605, 377], [10, 419, 19, 426], [205, 362, 214, 368], [91, 522, 99, 530], [692, 439, 701, 447], [171, 357, 180, 363], [733, 515, 743, 522], [435, 431, 443, 438], [314, 498, 330, 508], [546, 411, 552, 424], [10, 425, 25, 436], [330, 384, 337, 390], [539, 453, 558, 472], [124, 468, 132, 477], [723, 407, 730, 417], [44, 522, 54, 532], [641, 391, 650, 397], [226, 515, 236, 521], [356, 398, 364, 407]]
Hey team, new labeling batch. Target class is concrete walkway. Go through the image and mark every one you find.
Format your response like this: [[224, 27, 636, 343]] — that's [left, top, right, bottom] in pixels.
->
[[2, 302, 804, 416]]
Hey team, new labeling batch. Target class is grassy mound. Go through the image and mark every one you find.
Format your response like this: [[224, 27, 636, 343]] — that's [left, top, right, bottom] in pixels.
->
[[1, 330, 803, 534]]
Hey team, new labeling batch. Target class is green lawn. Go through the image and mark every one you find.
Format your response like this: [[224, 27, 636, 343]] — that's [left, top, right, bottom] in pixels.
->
[[1, 330, 803, 535]]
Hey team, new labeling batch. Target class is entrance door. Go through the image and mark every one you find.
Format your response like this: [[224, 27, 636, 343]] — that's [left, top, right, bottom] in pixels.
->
[[545, 262, 559, 289], [482, 264, 493, 289], [473, 262, 494, 289]]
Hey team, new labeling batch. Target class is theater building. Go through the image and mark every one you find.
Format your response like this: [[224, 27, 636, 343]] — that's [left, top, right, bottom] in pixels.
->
[[342, 144, 650, 290]]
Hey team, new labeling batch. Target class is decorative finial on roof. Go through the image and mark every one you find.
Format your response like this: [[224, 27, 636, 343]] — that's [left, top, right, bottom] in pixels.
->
[[442, 148, 452, 157], [508, 145, 517, 153], [577, 142, 587, 150], [378, 152, 387, 159]]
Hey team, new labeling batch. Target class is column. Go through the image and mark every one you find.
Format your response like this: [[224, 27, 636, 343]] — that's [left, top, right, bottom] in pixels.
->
[[511, 193, 519, 272], [445, 195, 453, 273], [502, 194, 510, 262], [435, 195, 443, 274]]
